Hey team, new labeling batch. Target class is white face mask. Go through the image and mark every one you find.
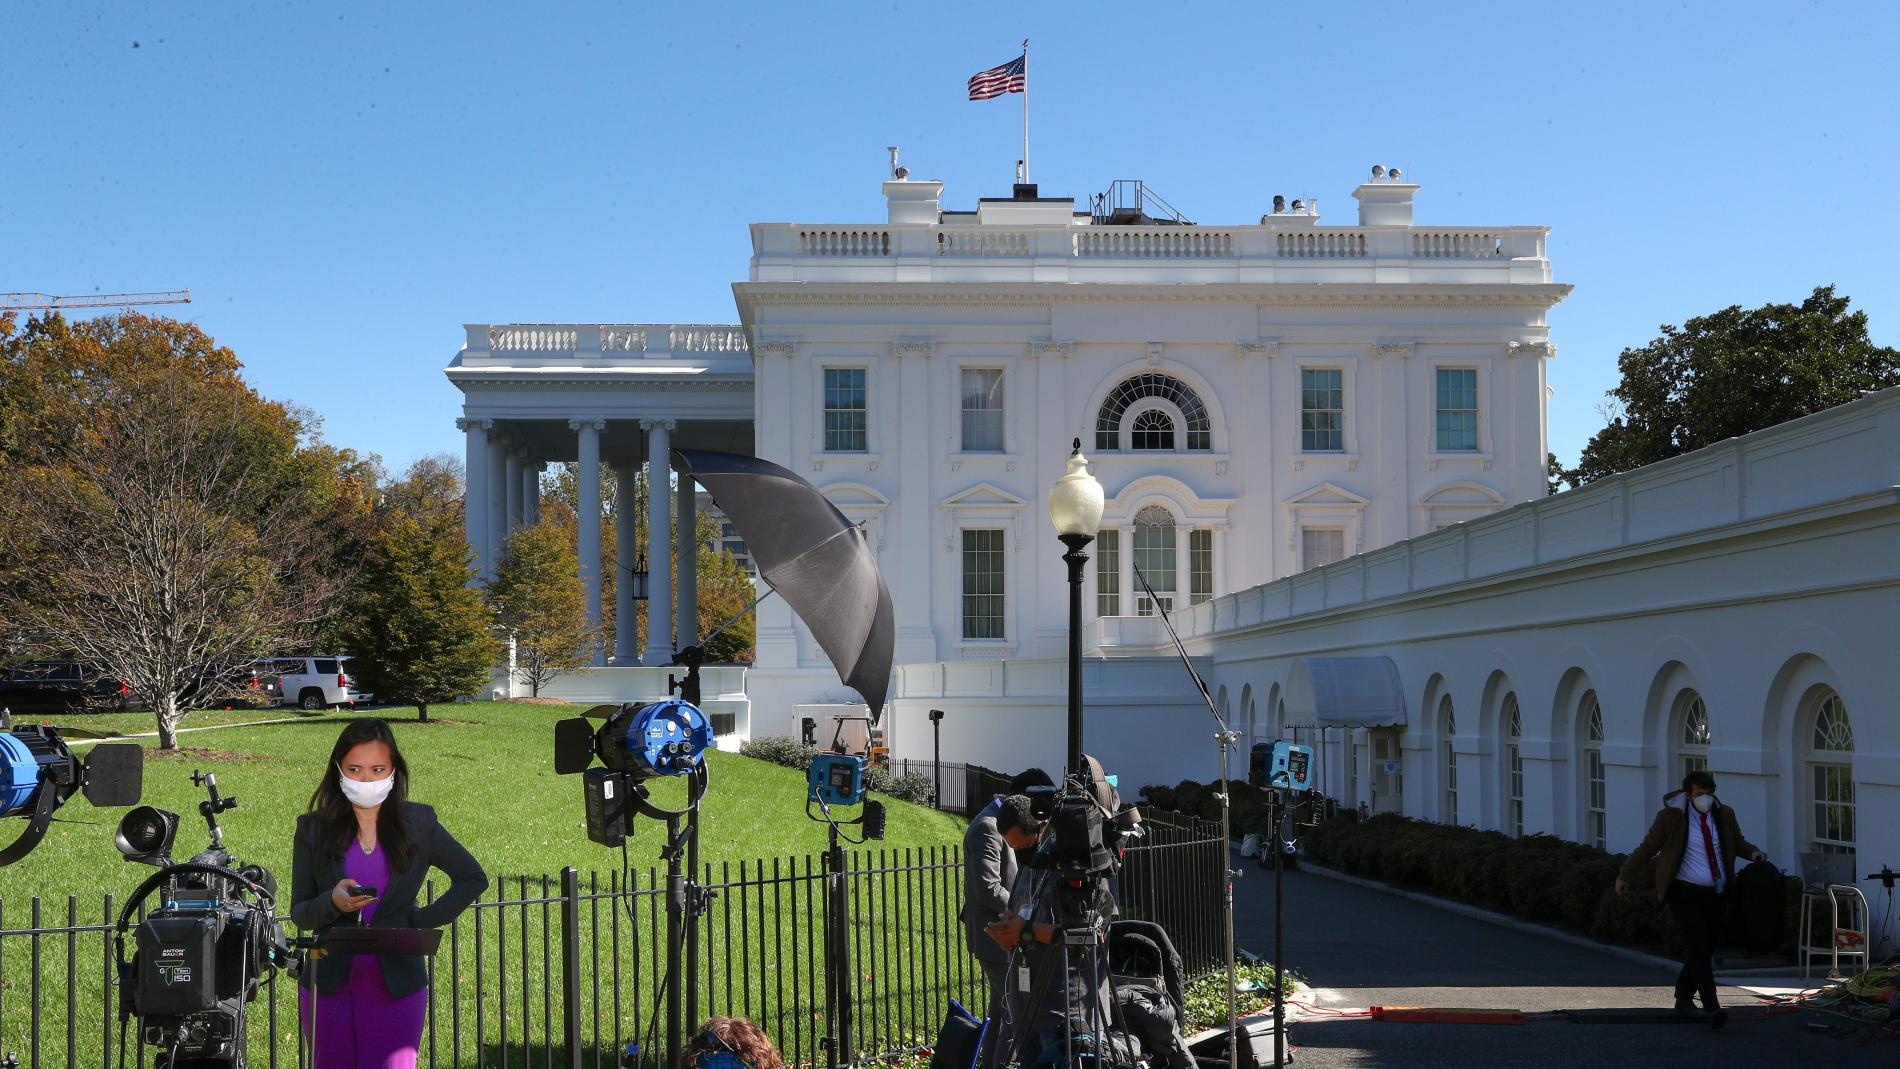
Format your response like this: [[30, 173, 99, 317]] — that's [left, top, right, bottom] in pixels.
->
[[1691, 793, 1714, 814], [337, 769, 395, 809]]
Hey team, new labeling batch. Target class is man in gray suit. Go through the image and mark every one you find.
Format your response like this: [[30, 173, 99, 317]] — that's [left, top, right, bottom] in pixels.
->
[[964, 793, 1044, 1050]]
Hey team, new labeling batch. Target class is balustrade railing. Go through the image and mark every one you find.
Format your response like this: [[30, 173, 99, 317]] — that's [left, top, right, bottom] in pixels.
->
[[798, 228, 890, 256], [1412, 229, 1505, 258], [1275, 230, 1368, 258], [488, 325, 579, 351], [601, 326, 649, 352], [668, 325, 749, 352], [936, 229, 1031, 257], [1075, 227, 1235, 258]]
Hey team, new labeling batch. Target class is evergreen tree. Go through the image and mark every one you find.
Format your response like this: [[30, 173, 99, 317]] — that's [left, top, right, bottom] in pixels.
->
[[338, 513, 501, 722], [489, 523, 594, 697]]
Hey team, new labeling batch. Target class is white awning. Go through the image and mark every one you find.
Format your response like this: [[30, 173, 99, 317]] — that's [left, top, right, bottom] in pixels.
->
[[1283, 656, 1408, 729]]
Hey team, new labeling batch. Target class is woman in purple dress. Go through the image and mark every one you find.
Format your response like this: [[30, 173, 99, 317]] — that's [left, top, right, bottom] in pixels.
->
[[291, 719, 488, 1068]]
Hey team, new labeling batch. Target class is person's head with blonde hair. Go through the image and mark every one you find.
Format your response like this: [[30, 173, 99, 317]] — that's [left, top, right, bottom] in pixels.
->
[[680, 1017, 783, 1069]]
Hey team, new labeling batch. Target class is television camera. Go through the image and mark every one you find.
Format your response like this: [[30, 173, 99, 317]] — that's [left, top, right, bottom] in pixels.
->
[[0, 708, 143, 866], [113, 769, 297, 1069]]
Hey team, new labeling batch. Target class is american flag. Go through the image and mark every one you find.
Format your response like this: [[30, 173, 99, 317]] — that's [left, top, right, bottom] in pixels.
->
[[968, 55, 1026, 101]]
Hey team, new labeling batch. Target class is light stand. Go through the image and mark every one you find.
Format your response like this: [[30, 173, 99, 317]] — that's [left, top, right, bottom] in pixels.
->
[[928, 709, 945, 810], [1132, 563, 1243, 1069]]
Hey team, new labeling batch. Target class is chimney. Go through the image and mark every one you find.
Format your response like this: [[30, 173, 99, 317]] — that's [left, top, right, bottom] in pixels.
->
[[1352, 164, 1418, 227], [884, 178, 943, 225]]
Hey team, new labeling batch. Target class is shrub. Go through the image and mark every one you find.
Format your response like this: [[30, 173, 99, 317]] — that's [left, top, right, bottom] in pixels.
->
[[866, 767, 935, 806], [740, 735, 816, 770]]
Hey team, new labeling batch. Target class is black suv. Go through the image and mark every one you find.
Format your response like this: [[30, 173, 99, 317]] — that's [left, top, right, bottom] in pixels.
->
[[0, 661, 130, 714]]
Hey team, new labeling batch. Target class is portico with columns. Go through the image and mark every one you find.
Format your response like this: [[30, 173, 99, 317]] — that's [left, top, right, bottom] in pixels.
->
[[448, 325, 756, 721]]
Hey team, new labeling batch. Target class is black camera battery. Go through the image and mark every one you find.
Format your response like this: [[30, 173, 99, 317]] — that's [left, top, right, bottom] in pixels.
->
[[135, 911, 224, 1015], [584, 768, 631, 848]]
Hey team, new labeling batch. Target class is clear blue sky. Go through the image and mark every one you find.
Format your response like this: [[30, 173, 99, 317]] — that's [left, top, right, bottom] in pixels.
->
[[9, 2, 1897, 474]]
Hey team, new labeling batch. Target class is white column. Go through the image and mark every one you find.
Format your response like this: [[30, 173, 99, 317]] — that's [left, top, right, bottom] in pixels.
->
[[522, 461, 540, 527], [572, 419, 605, 666], [505, 449, 524, 532], [486, 428, 509, 566], [615, 464, 639, 662], [642, 419, 675, 665], [457, 418, 490, 581], [676, 474, 697, 650]]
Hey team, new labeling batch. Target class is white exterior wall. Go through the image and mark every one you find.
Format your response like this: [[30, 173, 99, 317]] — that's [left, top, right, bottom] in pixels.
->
[[889, 390, 1900, 952], [738, 172, 1565, 718]]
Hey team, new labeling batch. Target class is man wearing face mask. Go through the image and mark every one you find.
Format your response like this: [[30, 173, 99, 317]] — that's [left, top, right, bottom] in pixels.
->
[[1615, 769, 1767, 1028], [291, 718, 487, 1068]]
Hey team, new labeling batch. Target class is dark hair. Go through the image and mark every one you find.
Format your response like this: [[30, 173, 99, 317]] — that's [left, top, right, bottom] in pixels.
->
[[1008, 767, 1054, 794], [680, 1017, 783, 1069], [996, 794, 1041, 835], [1682, 769, 1717, 795], [307, 718, 415, 870]]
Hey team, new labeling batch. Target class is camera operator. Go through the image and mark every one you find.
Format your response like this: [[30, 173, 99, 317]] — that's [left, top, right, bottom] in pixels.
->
[[291, 719, 488, 1068], [964, 790, 1046, 1059]]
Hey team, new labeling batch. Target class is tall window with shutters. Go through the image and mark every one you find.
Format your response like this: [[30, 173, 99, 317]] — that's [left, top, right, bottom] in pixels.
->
[[960, 529, 1005, 640], [1503, 694, 1524, 837], [1300, 368, 1344, 452], [1189, 529, 1213, 605], [1807, 692, 1855, 855], [1675, 691, 1710, 781], [823, 368, 867, 452], [1435, 367, 1479, 451], [1582, 691, 1606, 850], [1301, 528, 1345, 571], [959, 368, 1005, 452], [1095, 529, 1120, 617]]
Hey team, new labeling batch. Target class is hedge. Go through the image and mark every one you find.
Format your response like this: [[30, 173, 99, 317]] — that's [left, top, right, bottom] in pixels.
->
[[740, 735, 936, 806], [1302, 811, 1806, 960]]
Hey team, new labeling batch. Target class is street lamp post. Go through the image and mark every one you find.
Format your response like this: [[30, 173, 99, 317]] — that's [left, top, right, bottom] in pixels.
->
[[928, 709, 945, 810], [1047, 438, 1105, 778]]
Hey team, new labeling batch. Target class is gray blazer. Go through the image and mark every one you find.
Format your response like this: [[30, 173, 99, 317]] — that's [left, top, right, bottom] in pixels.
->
[[962, 798, 1017, 963], [290, 802, 488, 997]]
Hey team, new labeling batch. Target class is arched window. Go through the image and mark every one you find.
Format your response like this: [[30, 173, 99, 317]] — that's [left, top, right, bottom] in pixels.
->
[[1674, 691, 1710, 781], [1581, 691, 1606, 850], [1132, 505, 1177, 615], [1807, 692, 1854, 855], [1440, 695, 1458, 826], [1503, 694, 1524, 837], [1130, 408, 1177, 450], [1095, 374, 1212, 451]]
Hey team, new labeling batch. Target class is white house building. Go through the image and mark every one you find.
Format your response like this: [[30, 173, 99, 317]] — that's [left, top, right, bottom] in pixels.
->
[[449, 162, 1895, 949]]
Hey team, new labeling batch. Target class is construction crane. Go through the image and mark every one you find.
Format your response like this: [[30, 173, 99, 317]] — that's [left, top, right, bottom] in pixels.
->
[[0, 290, 191, 311]]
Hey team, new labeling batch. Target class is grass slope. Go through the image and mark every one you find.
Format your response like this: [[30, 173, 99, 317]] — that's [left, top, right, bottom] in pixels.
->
[[2, 703, 972, 1066], [7, 701, 962, 902]]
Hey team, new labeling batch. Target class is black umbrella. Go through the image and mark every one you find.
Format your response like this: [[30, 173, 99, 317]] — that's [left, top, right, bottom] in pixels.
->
[[672, 450, 895, 721]]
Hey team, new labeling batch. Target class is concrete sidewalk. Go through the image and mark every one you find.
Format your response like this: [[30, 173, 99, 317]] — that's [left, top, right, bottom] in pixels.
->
[[1229, 859, 1889, 1066]]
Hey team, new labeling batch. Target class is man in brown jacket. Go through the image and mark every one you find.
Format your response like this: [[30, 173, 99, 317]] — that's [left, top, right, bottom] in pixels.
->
[[1616, 770, 1767, 1027]]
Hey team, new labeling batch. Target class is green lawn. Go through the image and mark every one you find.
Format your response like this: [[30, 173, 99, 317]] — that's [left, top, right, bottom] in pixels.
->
[[1, 702, 972, 1067]]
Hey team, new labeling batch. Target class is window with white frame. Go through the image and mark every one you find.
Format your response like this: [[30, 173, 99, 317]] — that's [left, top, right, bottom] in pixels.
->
[[1094, 374, 1212, 452], [1504, 694, 1524, 837], [1300, 368, 1344, 452], [960, 529, 1005, 640], [1807, 692, 1854, 855], [1095, 529, 1120, 617], [823, 368, 867, 452], [1132, 506, 1176, 615], [1582, 691, 1606, 850], [1440, 696, 1458, 825], [959, 368, 1005, 452], [1435, 368, 1479, 452], [1675, 691, 1710, 781], [1300, 528, 1345, 570], [1189, 529, 1213, 605]]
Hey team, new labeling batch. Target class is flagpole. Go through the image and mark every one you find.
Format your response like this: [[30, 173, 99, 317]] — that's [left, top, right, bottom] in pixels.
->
[[1021, 38, 1030, 184]]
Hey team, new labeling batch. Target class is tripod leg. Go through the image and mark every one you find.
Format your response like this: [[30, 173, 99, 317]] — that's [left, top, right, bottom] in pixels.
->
[[1001, 940, 1064, 1069]]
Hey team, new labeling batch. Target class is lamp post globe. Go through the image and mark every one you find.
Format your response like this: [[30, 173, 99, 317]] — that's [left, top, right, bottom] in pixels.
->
[[1048, 438, 1104, 780]]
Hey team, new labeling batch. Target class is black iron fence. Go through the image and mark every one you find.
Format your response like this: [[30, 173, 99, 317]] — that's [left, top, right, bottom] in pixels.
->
[[0, 824, 1224, 1068]]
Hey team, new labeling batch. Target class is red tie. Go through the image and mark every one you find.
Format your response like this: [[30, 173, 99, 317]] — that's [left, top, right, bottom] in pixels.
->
[[1698, 810, 1721, 888]]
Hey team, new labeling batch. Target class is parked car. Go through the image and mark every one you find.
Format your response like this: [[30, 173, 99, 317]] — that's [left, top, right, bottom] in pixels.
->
[[262, 656, 365, 711], [0, 660, 130, 714]]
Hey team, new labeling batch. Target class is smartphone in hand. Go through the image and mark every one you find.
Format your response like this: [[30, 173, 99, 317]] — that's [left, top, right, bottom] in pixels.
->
[[351, 885, 379, 899]]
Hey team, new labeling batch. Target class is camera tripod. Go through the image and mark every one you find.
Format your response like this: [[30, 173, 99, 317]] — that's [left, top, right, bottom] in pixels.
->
[[992, 869, 1125, 1069]]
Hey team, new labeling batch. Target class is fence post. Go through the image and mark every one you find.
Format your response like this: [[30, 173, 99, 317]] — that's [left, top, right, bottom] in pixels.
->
[[560, 867, 583, 1069]]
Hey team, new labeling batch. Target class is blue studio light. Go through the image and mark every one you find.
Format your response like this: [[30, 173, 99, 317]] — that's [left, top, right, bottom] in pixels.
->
[[1, 731, 45, 817], [600, 699, 714, 780]]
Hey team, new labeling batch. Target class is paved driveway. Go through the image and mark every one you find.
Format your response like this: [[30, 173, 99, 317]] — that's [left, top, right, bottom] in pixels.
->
[[1228, 859, 1889, 1067]]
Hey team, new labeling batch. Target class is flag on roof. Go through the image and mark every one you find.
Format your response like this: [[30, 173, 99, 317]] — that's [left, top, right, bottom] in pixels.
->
[[968, 55, 1026, 101]]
